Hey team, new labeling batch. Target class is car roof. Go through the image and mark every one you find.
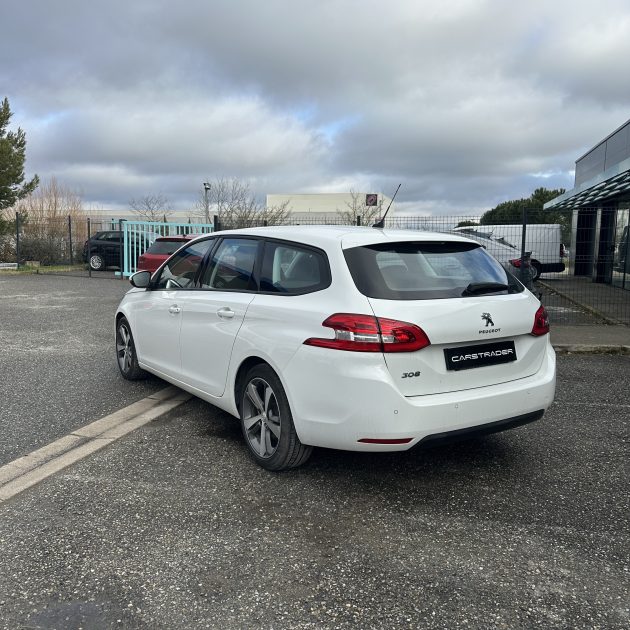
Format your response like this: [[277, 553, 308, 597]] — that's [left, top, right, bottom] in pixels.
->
[[154, 235, 195, 242], [457, 232, 519, 253], [205, 225, 477, 250]]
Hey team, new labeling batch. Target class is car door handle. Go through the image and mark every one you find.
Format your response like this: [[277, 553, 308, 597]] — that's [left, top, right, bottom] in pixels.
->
[[217, 307, 235, 319], [168, 305, 181, 314]]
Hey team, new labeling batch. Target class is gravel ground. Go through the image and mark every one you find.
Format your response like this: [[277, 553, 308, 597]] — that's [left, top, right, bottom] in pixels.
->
[[0, 274, 163, 465], [0, 353, 628, 629]]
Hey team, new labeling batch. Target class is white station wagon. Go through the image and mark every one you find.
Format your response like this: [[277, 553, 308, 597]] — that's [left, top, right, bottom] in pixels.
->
[[115, 226, 556, 471]]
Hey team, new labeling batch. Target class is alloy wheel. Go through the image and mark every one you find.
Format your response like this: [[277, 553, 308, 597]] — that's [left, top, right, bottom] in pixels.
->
[[116, 322, 134, 375], [241, 378, 281, 459]]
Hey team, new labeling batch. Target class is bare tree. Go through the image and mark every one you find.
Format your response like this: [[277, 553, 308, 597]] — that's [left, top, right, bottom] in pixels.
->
[[194, 177, 291, 229], [129, 193, 172, 222], [7, 177, 82, 221], [10, 177, 85, 240], [3, 177, 86, 263], [337, 190, 383, 225]]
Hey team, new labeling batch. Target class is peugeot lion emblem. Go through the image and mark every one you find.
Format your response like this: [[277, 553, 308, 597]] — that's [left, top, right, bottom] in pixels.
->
[[481, 312, 494, 327]]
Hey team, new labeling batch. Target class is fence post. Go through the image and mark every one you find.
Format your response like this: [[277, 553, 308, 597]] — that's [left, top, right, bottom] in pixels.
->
[[356, 215, 362, 226], [213, 214, 220, 232], [623, 221, 630, 290], [68, 215, 74, 265], [119, 219, 124, 280], [87, 217, 92, 278], [520, 208, 530, 288], [15, 212, 20, 269]]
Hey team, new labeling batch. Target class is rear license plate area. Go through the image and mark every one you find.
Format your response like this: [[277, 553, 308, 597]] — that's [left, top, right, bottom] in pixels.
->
[[444, 340, 517, 371]]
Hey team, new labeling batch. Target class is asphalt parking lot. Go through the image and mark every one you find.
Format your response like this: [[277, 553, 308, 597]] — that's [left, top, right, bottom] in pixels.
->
[[0, 274, 162, 464], [0, 274, 628, 629]]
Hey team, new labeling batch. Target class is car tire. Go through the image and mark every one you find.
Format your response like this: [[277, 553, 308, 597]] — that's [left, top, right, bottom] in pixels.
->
[[116, 317, 147, 380], [89, 253, 106, 271], [239, 364, 312, 471], [531, 261, 542, 281]]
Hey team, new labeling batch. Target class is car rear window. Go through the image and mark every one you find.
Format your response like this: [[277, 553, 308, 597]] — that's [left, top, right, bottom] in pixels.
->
[[344, 241, 524, 300], [146, 239, 186, 255]]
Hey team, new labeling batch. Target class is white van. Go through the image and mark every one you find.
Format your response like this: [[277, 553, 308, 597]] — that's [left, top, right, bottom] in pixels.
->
[[454, 224, 566, 279]]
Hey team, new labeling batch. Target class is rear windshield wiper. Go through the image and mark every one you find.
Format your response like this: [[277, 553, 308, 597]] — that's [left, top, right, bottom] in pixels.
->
[[462, 282, 510, 296]]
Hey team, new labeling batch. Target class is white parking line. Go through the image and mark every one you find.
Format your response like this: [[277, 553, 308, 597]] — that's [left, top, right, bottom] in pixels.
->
[[0, 386, 191, 503]]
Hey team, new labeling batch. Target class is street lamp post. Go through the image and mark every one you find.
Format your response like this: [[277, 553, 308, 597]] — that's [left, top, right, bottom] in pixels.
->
[[203, 182, 211, 224]]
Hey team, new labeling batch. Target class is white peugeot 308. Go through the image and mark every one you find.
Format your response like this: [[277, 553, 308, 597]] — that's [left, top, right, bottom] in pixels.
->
[[115, 226, 556, 471]]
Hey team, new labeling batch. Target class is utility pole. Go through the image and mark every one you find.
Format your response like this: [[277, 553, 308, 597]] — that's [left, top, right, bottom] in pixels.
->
[[203, 182, 211, 224]]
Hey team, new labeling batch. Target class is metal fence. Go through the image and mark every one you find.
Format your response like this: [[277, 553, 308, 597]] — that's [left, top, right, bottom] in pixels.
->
[[0, 215, 214, 276], [1, 209, 628, 325], [119, 219, 214, 277]]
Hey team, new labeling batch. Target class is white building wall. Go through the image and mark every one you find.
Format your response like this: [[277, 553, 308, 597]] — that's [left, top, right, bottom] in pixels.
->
[[267, 193, 392, 222]]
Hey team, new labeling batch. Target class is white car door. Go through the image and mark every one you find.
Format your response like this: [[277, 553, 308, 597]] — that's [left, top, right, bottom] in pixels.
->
[[131, 238, 215, 379], [178, 237, 259, 397]]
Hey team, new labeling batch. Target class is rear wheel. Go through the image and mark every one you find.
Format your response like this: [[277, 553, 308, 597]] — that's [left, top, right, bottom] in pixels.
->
[[89, 253, 106, 271], [116, 317, 147, 380], [531, 261, 542, 281], [239, 364, 312, 471]]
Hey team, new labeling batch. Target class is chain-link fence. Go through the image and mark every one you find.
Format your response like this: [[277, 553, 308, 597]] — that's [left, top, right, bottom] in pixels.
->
[[1, 209, 628, 325]]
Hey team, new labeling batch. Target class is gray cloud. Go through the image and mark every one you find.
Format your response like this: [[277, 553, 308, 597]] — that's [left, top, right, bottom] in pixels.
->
[[3, 0, 629, 215]]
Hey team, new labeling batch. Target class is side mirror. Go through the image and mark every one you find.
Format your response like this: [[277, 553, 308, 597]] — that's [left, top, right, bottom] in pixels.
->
[[130, 270, 151, 288]]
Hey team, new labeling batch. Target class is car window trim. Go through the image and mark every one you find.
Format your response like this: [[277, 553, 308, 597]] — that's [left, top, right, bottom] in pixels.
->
[[198, 236, 262, 293], [147, 235, 331, 295], [149, 236, 217, 291], [257, 237, 332, 296], [191, 236, 220, 289]]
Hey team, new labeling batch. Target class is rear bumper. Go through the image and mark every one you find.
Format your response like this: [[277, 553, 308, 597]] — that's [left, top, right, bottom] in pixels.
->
[[417, 409, 544, 448], [284, 340, 556, 451], [540, 262, 565, 273]]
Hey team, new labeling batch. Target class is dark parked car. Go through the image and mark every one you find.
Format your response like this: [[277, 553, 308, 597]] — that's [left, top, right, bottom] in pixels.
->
[[82, 231, 154, 271]]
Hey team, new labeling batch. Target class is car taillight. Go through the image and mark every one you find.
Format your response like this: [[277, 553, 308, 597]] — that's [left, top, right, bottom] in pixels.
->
[[304, 313, 430, 353], [531, 305, 550, 336], [509, 258, 531, 268]]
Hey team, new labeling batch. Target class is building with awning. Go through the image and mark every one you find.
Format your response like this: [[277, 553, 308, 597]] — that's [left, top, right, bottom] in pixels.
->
[[545, 119, 630, 290]]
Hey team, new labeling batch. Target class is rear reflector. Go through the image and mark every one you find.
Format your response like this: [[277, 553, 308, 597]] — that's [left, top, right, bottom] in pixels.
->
[[358, 438, 413, 444], [509, 258, 531, 268], [304, 313, 430, 353], [531, 305, 550, 336]]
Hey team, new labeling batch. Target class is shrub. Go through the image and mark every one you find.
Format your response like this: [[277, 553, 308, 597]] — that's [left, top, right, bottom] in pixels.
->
[[18, 237, 68, 265]]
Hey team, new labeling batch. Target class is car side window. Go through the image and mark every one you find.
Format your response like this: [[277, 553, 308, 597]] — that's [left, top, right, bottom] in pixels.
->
[[201, 238, 259, 291], [154, 239, 214, 290], [104, 232, 122, 242], [259, 241, 330, 294]]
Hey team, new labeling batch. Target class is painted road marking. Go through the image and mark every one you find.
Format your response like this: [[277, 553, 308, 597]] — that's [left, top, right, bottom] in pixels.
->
[[0, 386, 191, 503]]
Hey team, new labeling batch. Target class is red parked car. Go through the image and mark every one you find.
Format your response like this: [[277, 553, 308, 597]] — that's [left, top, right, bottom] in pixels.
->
[[136, 235, 197, 273]]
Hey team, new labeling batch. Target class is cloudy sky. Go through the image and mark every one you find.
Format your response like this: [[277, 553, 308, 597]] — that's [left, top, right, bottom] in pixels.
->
[[3, 0, 630, 216]]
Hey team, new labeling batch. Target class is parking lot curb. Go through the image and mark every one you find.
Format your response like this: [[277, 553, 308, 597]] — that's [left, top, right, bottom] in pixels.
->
[[553, 343, 630, 355]]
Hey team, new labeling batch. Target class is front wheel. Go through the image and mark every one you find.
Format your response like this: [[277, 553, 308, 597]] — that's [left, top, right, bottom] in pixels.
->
[[239, 364, 312, 471], [116, 317, 147, 380], [89, 253, 106, 271]]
